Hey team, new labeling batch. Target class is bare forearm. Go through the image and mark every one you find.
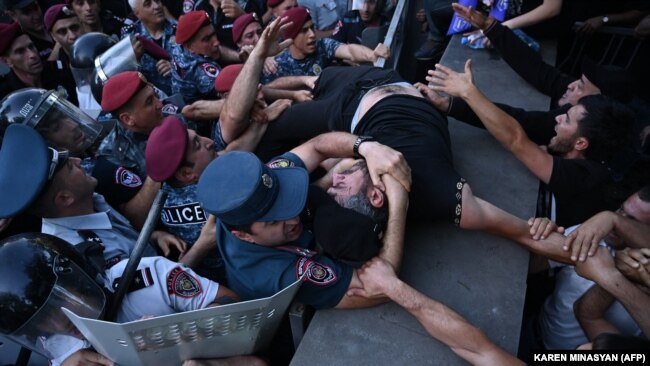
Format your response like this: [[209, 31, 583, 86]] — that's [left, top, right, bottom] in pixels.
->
[[379, 200, 407, 272], [119, 178, 160, 230], [221, 47, 265, 141], [224, 122, 268, 152], [591, 271, 650, 336], [502, 0, 561, 29], [574, 284, 620, 339], [604, 10, 646, 26], [183, 99, 225, 120], [462, 87, 528, 153], [264, 75, 311, 90], [340, 44, 376, 63], [466, 195, 573, 264], [179, 237, 214, 269], [390, 281, 522, 366], [291, 132, 357, 172]]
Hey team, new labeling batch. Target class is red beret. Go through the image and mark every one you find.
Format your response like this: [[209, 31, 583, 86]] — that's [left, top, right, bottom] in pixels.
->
[[101, 71, 148, 112], [44, 4, 76, 32], [145, 115, 188, 182], [267, 0, 282, 8], [215, 64, 244, 94], [0, 22, 24, 55], [232, 13, 258, 44], [136, 35, 171, 60], [283, 7, 311, 40], [176, 10, 211, 45]]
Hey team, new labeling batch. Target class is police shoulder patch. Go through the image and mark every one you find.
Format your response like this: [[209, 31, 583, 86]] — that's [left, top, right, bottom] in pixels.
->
[[296, 258, 337, 285], [266, 158, 294, 169], [115, 167, 143, 188], [201, 63, 219, 78], [167, 267, 202, 297], [161, 103, 179, 114]]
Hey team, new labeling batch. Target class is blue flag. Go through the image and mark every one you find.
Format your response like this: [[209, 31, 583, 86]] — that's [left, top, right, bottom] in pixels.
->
[[446, 0, 478, 36], [488, 0, 508, 21]]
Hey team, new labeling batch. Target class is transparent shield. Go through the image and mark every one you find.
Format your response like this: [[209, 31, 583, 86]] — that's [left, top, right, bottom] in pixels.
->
[[7, 256, 106, 361]]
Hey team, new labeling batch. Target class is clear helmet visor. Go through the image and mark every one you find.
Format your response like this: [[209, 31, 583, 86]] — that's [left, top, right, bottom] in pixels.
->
[[27, 91, 108, 156], [71, 64, 94, 88], [6, 255, 106, 360], [95, 35, 140, 84]]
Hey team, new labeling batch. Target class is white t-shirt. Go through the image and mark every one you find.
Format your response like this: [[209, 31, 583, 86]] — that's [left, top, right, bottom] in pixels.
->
[[540, 225, 642, 349]]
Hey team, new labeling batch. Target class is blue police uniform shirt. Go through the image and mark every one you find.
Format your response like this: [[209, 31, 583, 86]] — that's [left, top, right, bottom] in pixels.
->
[[215, 152, 353, 309], [211, 118, 227, 152], [171, 44, 221, 104], [41, 193, 157, 270], [161, 182, 226, 282], [122, 19, 177, 96], [261, 38, 341, 84], [96, 123, 149, 178]]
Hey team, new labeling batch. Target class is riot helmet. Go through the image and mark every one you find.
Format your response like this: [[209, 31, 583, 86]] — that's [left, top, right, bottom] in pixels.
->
[[0, 233, 106, 361], [0, 88, 111, 156], [89, 35, 141, 104], [70, 32, 116, 87]]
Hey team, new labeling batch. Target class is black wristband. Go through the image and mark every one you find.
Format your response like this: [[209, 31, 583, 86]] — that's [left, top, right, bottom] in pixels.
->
[[353, 135, 373, 158]]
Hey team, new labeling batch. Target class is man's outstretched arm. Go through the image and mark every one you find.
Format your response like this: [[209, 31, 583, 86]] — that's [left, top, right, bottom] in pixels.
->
[[457, 183, 577, 263], [290, 131, 411, 192], [428, 60, 555, 184], [336, 175, 408, 309], [576, 248, 650, 338], [451, 3, 572, 99], [220, 17, 292, 143], [349, 257, 524, 366]]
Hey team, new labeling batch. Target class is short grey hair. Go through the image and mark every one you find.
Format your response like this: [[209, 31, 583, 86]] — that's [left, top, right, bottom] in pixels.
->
[[338, 161, 388, 229]]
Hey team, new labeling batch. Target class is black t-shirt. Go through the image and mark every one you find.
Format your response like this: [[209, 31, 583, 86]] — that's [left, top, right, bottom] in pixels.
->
[[0, 62, 78, 105], [101, 10, 126, 40], [543, 156, 613, 227], [92, 156, 144, 209], [303, 185, 382, 267], [195, 0, 265, 51], [28, 34, 54, 60]]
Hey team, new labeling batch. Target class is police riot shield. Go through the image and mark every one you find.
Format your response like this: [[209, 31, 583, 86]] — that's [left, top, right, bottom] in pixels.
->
[[63, 278, 303, 365]]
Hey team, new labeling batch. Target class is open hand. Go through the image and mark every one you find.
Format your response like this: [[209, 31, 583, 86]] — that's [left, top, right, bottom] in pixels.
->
[[156, 59, 172, 77], [564, 211, 616, 261], [427, 59, 476, 99], [253, 16, 293, 59], [415, 82, 450, 112], [151, 230, 187, 257], [528, 217, 564, 240], [451, 3, 496, 30]]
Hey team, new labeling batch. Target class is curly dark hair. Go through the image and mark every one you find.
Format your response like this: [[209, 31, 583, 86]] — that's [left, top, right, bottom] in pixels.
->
[[577, 95, 635, 161]]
